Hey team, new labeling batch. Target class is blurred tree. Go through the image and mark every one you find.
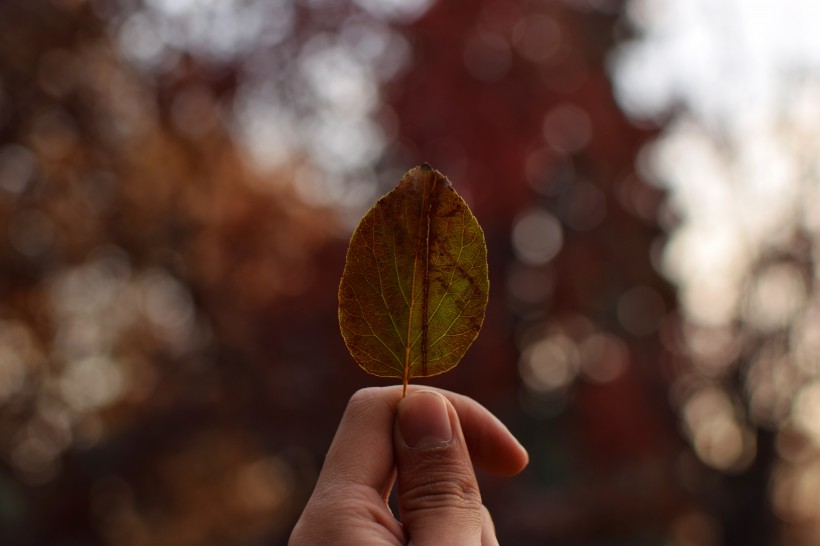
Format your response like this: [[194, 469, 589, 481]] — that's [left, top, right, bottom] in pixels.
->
[[0, 1, 345, 544]]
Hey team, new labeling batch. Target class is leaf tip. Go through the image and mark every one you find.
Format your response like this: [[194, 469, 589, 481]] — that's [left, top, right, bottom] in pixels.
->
[[416, 163, 452, 188]]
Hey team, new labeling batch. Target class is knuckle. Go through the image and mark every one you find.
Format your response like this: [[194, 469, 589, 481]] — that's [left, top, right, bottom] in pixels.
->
[[348, 387, 380, 406], [400, 464, 482, 515], [345, 387, 399, 420], [347, 386, 397, 411], [345, 388, 393, 421]]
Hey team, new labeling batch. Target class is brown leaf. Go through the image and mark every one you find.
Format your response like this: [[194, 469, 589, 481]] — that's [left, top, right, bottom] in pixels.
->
[[338, 164, 489, 394]]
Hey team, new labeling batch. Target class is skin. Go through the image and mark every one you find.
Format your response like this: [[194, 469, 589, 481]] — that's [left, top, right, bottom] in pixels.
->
[[289, 386, 529, 545]]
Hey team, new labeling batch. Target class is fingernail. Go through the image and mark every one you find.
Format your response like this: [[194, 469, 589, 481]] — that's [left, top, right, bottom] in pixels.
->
[[397, 391, 453, 449]]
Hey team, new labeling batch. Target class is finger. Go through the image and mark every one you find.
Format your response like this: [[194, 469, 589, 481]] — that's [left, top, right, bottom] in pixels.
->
[[317, 385, 528, 491], [317, 387, 401, 493], [481, 505, 500, 546], [407, 385, 529, 477], [394, 390, 484, 544], [294, 388, 404, 544]]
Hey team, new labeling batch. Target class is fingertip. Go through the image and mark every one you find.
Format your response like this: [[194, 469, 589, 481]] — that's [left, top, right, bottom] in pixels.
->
[[456, 400, 528, 476], [490, 439, 529, 477], [396, 390, 454, 450], [507, 440, 530, 476], [506, 431, 529, 474]]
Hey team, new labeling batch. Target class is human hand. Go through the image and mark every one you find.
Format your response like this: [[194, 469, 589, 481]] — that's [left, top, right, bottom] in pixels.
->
[[289, 386, 529, 545]]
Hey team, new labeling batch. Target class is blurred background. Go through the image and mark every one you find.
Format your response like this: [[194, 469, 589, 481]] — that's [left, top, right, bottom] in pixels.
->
[[1, 0, 819, 544]]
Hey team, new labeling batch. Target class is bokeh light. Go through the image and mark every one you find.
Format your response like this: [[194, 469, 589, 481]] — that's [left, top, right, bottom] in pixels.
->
[[511, 208, 563, 265]]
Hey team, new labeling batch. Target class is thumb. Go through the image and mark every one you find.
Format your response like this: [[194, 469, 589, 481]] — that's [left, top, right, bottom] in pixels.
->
[[394, 390, 485, 545]]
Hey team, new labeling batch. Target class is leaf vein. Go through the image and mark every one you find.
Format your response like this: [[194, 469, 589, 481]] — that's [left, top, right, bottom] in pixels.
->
[[371, 218, 407, 349], [346, 282, 404, 368]]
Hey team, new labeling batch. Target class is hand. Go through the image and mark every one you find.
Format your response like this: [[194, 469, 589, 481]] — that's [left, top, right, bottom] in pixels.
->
[[289, 386, 529, 545]]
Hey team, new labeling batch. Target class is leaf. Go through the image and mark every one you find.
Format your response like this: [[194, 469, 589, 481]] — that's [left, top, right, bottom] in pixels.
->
[[338, 164, 489, 395]]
